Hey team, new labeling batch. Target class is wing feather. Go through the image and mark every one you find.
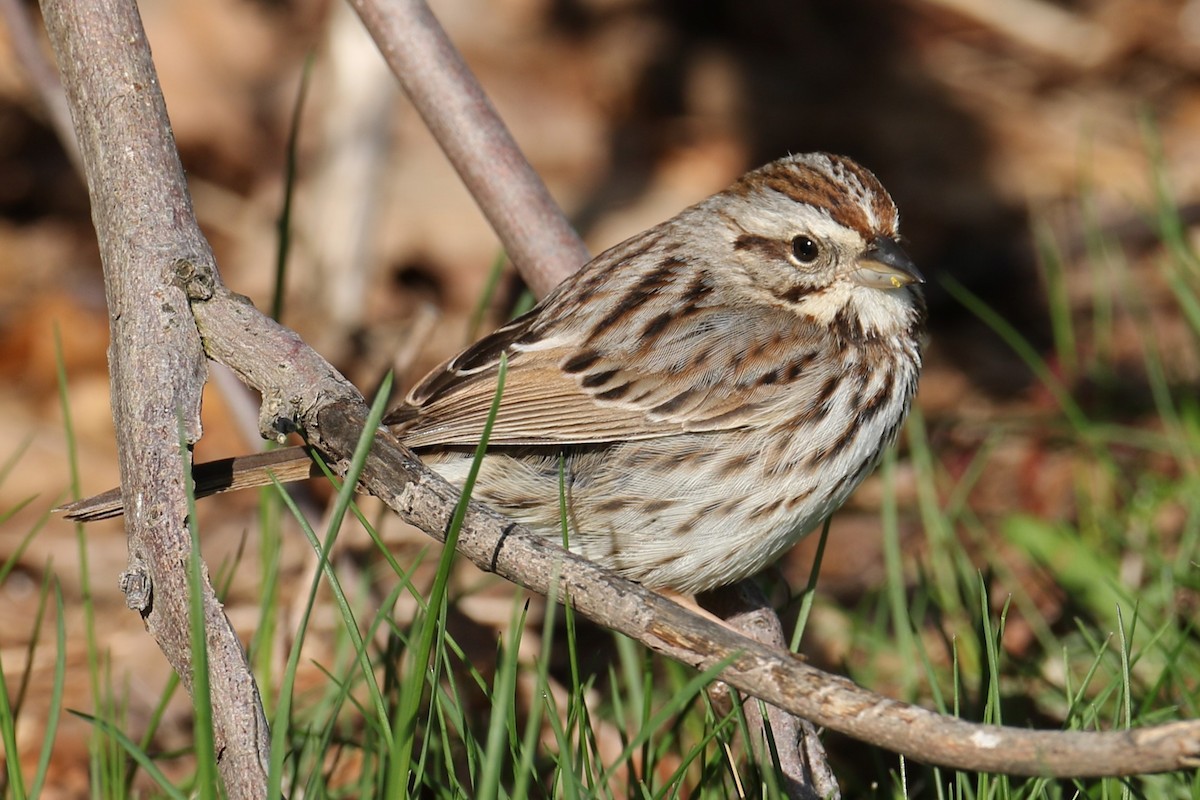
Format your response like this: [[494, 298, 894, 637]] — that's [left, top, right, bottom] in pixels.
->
[[384, 227, 834, 449]]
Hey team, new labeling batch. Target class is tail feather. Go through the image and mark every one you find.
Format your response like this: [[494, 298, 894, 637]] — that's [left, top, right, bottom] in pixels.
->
[[58, 446, 321, 522]]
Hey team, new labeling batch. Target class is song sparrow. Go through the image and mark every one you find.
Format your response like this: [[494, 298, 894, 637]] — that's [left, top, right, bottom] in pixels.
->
[[64, 152, 926, 594]]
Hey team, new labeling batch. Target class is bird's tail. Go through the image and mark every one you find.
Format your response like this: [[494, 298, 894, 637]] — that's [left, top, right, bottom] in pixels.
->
[[58, 445, 322, 522]]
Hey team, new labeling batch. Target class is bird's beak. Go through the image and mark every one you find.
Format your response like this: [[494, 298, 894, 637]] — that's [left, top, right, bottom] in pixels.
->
[[852, 237, 924, 290]]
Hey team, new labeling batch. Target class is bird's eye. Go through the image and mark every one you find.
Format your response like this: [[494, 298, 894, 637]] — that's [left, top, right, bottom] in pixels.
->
[[791, 235, 820, 265]]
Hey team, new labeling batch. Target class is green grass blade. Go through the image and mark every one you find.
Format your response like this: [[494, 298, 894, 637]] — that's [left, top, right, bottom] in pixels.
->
[[10, 569, 57, 785], [942, 275, 1092, 437], [789, 516, 831, 652], [250, 484, 283, 711], [0, 500, 43, 596], [271, 50, 314, 322], [69, 711, 188, 800], [596, 655, 738, 789], [28, 581, 66, 800], [880, 448, 918, 694], [512, 588, 559, 798], [1033, 218, 1078, 379], [467, 250, 510, 342], [0, 647, 28, 799], [54, 327, 106, 788], [181, 418, 219, 799], [390, 353, 508, 797], [267, 489, 324, 796], [316, 373, 397, 738], [279, 480, 393, 742], [476, 599, 529, 800], [135, 671, 181, 774], [979, 577, 1007, 729], [1116, 605, 1134, 732], [268, 374, 397, 795]]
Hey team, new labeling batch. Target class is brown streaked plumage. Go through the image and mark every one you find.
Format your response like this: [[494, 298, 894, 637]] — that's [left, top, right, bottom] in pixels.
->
[[62, 153, 926, 595]]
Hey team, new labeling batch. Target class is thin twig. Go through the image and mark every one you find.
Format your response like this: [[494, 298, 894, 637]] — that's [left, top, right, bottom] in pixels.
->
[[349, 0, 590, 297]]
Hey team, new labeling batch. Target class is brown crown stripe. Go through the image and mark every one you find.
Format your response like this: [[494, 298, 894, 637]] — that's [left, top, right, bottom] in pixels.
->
[[733, 155, 897, 238], [835, 156, 898, 234], [766, 171, 870, 235]]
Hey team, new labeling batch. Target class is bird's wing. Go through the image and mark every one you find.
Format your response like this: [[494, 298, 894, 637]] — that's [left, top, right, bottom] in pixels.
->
[[386, 283, 833, 448]]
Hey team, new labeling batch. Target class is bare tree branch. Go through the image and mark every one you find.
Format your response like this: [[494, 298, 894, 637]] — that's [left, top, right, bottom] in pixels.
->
[[349, 0, 590, 297], [38, 0, 271, 795], [700, 583, 841, 800], [297, 401, 1200, 778]]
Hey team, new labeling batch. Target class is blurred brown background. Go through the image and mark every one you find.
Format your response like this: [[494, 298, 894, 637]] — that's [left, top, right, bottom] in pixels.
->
[[2, 0, 1199, 791]]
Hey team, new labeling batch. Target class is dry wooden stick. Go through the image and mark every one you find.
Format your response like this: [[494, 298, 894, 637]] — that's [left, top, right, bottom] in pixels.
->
[[307, 404, 1200, 777], [348, 0, 590, 298], [38, 0, 275, 795]]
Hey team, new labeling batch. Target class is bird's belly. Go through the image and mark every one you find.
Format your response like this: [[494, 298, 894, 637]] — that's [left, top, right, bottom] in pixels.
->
[[422, 434, 874, 594], [420, 361, 914, 594]]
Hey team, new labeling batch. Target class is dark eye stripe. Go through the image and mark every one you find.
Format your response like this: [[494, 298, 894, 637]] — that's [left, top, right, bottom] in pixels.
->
[[732, 234, 788, 262]]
